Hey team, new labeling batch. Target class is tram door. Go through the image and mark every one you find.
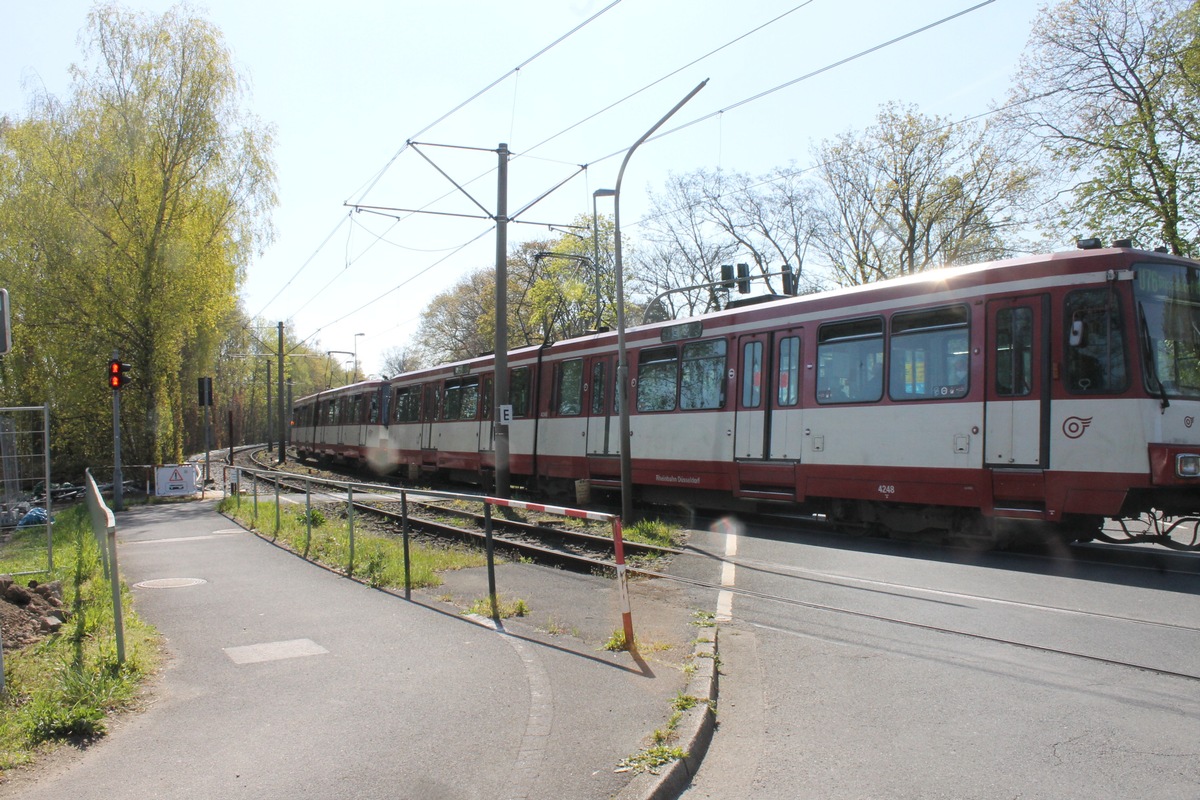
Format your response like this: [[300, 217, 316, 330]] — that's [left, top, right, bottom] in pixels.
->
[[734, 334, 770, 459], [585, 355, 617, 456], [985, 296, 1049, 468]]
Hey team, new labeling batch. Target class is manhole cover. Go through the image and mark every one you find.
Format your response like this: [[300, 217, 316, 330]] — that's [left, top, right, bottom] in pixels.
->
[[134, 578, 207, 589]]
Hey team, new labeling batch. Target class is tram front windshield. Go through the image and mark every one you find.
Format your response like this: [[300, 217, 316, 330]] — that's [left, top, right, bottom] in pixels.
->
[[1134, 262, 1200, 399]]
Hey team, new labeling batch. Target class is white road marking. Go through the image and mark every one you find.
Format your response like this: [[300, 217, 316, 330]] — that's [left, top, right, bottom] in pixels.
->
[[123, 533, 241, 545], [716, 521, 739, 622], [223, 638, 329, 665]]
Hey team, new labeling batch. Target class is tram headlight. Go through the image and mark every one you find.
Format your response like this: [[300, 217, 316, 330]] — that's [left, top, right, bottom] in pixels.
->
[[1177, 454, 1200, 478]]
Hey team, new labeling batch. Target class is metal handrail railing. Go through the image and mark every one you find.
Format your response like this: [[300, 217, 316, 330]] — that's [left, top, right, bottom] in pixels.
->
[[85, 469, 125, 665]]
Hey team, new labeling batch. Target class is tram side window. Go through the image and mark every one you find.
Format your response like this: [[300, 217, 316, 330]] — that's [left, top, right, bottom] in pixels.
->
[[442, 378, 480, 420], [394, 387, 420, 422], [368, 392, 380, 423], [423, 384, 438, 422], [591, 361, 607, 415], [326, 399, 338, 424], [681, 339, 726, 410], [460, 378, 479, 419], [778, 336, 800, 407], [442, 380, 461, 420], [889, 306, 969, 401], [638, 346, 678, 412], [995, 307, 1032, 396], [742, 341, 763, 408], [482, 376, 493, 419], [510, 367, 530, 418], [1065, 289, 1128, 394], [556, 359, 584, 416], [816, 318, 884, 404]]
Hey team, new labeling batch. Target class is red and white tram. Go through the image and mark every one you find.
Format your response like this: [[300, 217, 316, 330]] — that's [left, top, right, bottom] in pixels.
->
[[292, 244, 1200, 546]]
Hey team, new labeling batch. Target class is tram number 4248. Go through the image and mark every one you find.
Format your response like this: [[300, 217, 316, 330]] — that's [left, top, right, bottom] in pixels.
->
[[877, 484, 897, 497]]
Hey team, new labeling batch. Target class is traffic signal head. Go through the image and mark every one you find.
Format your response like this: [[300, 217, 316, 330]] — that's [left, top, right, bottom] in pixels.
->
[[781, 263, 797, 295], [736, 263, 751, 294], [108, 359, 129, 390]]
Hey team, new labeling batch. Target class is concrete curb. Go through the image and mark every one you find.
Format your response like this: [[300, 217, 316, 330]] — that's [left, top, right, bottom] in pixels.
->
[[616, 627, 719, 800]]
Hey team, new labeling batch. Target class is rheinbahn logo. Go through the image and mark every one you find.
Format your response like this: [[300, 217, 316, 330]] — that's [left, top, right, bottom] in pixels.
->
[[1062, 416, 1093, 439], [1186, 416, 1195, 429]]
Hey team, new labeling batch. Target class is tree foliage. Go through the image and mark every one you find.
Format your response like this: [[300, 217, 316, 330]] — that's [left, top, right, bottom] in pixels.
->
[[1006, 0, 1200, 255], [413, 218, 620, 365], [636, 168, 816, 319], [0, 3, 276, 471], [812, 102, 1035, 284]]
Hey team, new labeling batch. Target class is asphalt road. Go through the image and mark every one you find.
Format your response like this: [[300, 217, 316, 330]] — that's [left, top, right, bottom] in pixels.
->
[[673, 518, 1200, 799]]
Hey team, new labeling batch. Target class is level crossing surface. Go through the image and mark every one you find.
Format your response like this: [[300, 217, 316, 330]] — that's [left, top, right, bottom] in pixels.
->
[[0, 499, 708, 800], [673, 519, 1200, 799]]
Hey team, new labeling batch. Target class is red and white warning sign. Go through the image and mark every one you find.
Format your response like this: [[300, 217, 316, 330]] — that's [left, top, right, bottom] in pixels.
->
[[155, 464, 199, 497]]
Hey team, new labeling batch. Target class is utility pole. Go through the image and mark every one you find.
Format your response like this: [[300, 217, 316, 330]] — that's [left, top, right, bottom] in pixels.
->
[[494, 142, 510, 498]]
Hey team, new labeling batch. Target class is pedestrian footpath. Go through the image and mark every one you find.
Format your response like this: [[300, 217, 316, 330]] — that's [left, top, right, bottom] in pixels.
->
[[0, 499, 719, 800]]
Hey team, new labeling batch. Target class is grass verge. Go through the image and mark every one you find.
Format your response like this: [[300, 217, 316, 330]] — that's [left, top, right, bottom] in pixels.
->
[[0, 505, 159, 775], [217, 497, 488, 590]]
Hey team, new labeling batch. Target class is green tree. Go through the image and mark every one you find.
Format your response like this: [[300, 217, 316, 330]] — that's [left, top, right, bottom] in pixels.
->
[[1006, 0, 1199, 255], [413, 266, 500, 365], [412, 221, 619, 367], [0, 4, 276, 470], [813, 102, 1034, 285]]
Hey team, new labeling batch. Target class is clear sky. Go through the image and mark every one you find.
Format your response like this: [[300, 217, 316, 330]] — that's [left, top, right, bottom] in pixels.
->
[[1, 0, 1048, 376]]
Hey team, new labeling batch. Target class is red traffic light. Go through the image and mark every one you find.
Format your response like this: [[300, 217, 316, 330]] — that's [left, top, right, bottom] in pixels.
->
[[107, 359, 129, 390]]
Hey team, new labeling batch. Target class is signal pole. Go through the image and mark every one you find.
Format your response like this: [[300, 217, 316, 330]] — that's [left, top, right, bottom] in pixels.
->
[[110, 350, 123, 512]]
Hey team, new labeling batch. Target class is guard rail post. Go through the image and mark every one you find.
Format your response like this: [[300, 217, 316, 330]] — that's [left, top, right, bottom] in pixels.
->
[[612, 517, 636, 653], [484, 502, 498, 621], [303, 478, 311, 557], [401, 491, 412, 600], [274, 476, 281, 536], [347, 484, 355, 577]]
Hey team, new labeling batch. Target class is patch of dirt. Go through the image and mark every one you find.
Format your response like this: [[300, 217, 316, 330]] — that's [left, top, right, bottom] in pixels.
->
[[0, 577, 67, 651]]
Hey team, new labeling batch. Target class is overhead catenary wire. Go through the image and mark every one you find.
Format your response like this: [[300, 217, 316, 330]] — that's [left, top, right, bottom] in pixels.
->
[[288, 225, 496, 356], [517, 0, 820, 159], [263, 1, 818, 331], [278, 0, 1003, 355], [253, 1, 623, 326], [346, 0, 625, 207], [586, 0, 998, 166]]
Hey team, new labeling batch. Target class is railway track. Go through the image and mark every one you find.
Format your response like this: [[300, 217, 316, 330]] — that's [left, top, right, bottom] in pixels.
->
[[235, 446, 681, 572]]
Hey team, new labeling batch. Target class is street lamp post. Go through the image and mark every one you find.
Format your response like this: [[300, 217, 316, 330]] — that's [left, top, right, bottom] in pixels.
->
[[612, 79, 707, 523], [353, 333, 365, 382], [592, 188, 616, 329]]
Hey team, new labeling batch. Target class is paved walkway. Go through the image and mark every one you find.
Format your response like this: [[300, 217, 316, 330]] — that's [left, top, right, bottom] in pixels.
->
[[0, 499, 716, 800]]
